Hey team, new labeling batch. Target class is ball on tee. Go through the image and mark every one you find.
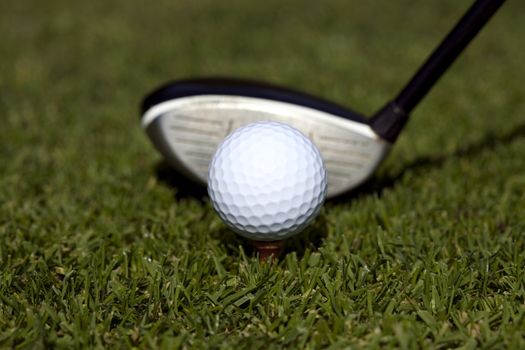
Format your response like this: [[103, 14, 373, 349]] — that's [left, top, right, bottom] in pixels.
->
[[207, 121, 327, 241]]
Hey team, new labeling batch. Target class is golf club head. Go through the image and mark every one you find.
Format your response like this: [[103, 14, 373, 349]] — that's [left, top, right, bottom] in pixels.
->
[[141, 79, 391, 198]]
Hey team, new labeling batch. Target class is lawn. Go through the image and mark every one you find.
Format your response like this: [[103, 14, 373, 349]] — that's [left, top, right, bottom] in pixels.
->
[[1, 0, 525, 348]]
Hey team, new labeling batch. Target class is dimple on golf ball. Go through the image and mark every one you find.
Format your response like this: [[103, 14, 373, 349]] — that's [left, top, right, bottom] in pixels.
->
[[207, 121, 327, 241]]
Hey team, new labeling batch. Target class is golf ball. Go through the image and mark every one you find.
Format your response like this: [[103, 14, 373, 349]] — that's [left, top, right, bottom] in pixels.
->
[[208, 121, 327, 241]]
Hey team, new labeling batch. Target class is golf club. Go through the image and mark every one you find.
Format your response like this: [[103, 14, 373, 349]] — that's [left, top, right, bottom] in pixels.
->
[[141, 0, 505, 198]]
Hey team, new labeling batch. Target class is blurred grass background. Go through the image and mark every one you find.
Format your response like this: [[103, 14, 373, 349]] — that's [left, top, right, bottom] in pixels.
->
[[1, 0, 524, 348]]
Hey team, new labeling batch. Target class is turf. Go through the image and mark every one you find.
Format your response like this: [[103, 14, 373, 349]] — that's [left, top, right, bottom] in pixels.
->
[[1, 0, 524, 348]]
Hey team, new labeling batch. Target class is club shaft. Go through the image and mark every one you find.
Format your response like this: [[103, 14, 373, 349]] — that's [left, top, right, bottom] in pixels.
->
[[395, 0, 505, 114]]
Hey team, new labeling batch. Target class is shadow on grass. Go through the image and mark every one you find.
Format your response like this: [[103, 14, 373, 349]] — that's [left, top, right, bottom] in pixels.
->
[[155, 161, 208, 201], [208, 212, 329, 260], [332, 122, 525, 203], [283, 212, 328, 258]]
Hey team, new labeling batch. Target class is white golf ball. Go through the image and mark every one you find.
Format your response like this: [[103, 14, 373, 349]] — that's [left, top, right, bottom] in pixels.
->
[[208, 121, 327, 241]]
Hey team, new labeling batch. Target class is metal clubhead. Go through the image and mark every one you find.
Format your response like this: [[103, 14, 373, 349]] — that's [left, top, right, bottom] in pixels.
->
[[142, 79, 390, 198]]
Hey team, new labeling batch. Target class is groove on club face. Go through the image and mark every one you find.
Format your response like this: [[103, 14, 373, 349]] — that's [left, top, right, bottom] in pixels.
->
[[143, 95, 390, 198]]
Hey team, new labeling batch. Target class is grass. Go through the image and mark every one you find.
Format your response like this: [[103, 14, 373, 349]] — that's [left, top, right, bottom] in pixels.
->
[[1, 0, 525, 348]]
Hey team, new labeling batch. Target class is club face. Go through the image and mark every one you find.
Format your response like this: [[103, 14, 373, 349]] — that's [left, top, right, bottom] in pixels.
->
[[143, 95, 390, 198]]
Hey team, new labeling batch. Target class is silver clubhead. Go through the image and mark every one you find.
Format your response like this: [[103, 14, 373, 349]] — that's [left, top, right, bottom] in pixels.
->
[[142, 83, 390, 198]]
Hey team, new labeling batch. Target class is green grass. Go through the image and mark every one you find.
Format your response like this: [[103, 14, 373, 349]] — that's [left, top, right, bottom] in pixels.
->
[[1, 0, 525, 348]]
